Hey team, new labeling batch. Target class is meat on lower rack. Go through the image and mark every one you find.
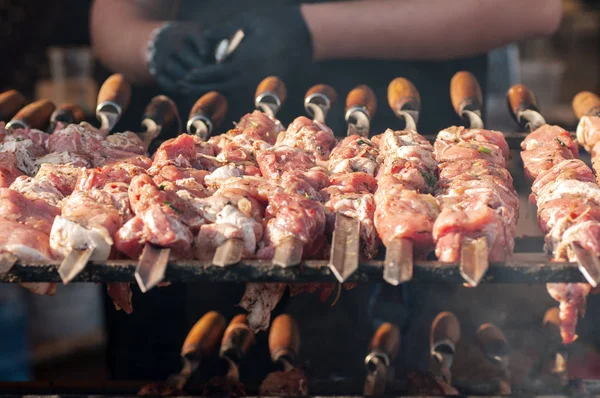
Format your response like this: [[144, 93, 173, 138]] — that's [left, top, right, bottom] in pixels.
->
[[521, 123, 594, 344], [433, 126, 519, 263]]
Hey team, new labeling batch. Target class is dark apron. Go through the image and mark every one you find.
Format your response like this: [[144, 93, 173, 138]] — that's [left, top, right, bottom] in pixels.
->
[[105, 0, 488, 384]]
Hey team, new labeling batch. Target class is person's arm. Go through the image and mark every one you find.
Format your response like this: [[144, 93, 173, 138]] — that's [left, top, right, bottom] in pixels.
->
[[301, 0, 562, 61], [90, 0, 177, 84]]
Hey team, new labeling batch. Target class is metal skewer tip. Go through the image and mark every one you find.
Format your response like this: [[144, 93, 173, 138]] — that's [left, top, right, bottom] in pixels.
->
[[460, 236, 488, 287], [329, 214, 360, 283], [135, 244, 170, 293], [0, 252, 17, 278], [58, 247, 94, 284], [273, 237, 303, 268], [571, 243, 600, 288], [213, 238, 244, 267], [383, 238, 413, 286]]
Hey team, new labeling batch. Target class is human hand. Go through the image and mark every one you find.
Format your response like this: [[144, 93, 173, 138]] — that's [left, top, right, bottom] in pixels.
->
[[178, 7, 313, 94], [146, 22, 214, 93]]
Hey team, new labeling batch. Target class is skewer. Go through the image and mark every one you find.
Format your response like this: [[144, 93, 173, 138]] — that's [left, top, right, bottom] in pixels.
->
[[140, 95, 181, 148], [96, 73, 131, 131], [58, 76, 135, 285], [189, 92, 240, 267], [135, 244, 170, 293], [0, 253, 17, 279], [213, 238, 244, 268], [253, 77, 304, 268], [49, 103, 86, 130], [186, 91, 228, 141], [363, 322, 401, 396], [345, 85, 376, 137], [6, 99, 56, 130], [254, 75, 287, 118], [272, 237, 304, 268], [305, 84, 359, 281], [384, 78, 423, 285], [0, 89, 26, 121], [429, 311, 461, 385], [475, 322, 512, 395], [304, 84, 337, 123], [450, 71, 489, 286], [325, 85, 375, 281], [214, 29, 245, 64], [0, 100, 56, 278], [509, 84, 600, 287], [139, 311, 227, 395]]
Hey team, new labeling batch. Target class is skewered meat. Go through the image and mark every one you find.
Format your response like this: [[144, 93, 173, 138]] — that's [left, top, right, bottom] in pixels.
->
[[0, 152, 24, 188], [373, 128, 440, 259], [275, 116, 336, 165], [522, 123, 595, 344], [433, 126, 518, 263]]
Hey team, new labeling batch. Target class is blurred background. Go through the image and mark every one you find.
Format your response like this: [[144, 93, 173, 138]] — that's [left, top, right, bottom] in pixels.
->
[[0, 0, 598, 387]]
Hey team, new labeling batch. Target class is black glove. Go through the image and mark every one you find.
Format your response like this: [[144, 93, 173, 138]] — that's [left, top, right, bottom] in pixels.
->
[[146, 22, 215, 93], [178, 6, 314, 94]]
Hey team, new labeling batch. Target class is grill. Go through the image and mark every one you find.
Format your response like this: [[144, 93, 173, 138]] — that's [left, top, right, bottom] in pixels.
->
[[1, 71, 599, 397]]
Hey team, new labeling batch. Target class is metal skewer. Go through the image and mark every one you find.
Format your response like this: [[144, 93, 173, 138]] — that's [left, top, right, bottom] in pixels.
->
[[6, 99, 56, 131], [0, 89, 26, 122], [384, 77, 423, 285], [326, 85, 376, 281], [186, 91, 228, 141], [304, 84, 337, 123], [133, 96, 181, 291], [140, 95, 181, 149], [139, 311, 227, 395], [0, 100, 56, 277], [96, 74, 131, 132], [188, 89, 239, 267], [450, 71, 489, 286], [363, 322, 401, 396], [476, 322, 512, 395], [254, 76, 303, 268], [430, 311, 461, 386], [508, 84, 600, 287], [49, 103, 86, 132], [305, 84, 360, 282]]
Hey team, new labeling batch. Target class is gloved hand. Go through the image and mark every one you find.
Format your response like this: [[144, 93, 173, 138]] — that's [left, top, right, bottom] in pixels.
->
[[146, 22, 215, 93], [178, 6, 314, 94]]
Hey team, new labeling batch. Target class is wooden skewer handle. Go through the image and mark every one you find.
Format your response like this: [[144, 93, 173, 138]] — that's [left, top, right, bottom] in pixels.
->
[[476, 323, 510, 362], [255, 76, 287, 106], [97, 73, 131, 112], [346, 85, 377, 118], [430, 311, 461, 348], [269, 314, 301, 363], [387, 77, 421, 113], [0, 90, 26, 121], [51, 103, 86, 125], [572, 91, 600, 119], [220, 314, 255, 360], [305, 84, 338, 107], [181, 311, 227, 360], [450, 71, 483, 116], [11, 99, 56, 129], [369, 322, 401, 361], [188, 91, 228, 130], [506, 84, 539, 122], [144, 95, 181, 132]]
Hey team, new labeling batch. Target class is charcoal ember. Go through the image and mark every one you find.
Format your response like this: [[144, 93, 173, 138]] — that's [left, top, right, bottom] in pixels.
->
[[259, 368, 308, 396], [201, 376, 246, 397], [406, 371, 458, 395], [137, 382, 183, 396]]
